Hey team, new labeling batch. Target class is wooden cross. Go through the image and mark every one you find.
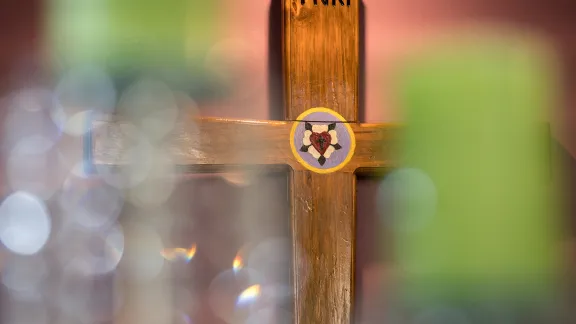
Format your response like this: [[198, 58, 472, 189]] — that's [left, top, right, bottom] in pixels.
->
[[88, 1, 394, 323]]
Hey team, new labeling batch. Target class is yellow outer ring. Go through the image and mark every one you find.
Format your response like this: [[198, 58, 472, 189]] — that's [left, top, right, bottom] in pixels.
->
[[289, 107, 356, 174]]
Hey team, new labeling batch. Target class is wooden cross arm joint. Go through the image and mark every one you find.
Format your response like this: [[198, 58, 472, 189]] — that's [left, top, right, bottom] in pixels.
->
[[88, 113, 396, 324], [89, 116, 398, 174]]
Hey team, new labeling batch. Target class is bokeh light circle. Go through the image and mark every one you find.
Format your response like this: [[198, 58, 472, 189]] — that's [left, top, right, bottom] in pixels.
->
[[0, 191, 51, 256], [4, 88, 61, 148], [246, 238, 292, 285], [59, 172, 124, 230], [1, 255, 47, 301], [6, 135, 65, 200], [127, 153, 176, 207], [94, 136, 163, 190], [61, 224, 125, 277], [117, 78, 178, 141], [53, 65, 116, 135]]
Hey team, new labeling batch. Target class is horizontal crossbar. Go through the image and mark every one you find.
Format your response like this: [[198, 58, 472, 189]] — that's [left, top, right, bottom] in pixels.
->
[[85, 115, 397, 174]]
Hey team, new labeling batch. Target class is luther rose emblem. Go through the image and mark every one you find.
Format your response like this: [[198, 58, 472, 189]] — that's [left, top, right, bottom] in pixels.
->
[[300, 122, 342, 166], [290, 107, 356, 174]]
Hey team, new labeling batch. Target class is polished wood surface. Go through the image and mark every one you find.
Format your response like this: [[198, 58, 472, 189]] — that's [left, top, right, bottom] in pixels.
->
[[91, 116, 396, 173], [284, 1, 359, 323], [284, 0, 359, 121], [291, 170, 357, 323]]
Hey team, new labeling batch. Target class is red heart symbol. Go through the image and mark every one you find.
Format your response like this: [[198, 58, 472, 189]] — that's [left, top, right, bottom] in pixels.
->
[[309, 131, 332, 155]]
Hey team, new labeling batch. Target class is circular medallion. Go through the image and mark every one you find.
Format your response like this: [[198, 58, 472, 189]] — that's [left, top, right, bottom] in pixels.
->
[[290, 107, 356, 174]]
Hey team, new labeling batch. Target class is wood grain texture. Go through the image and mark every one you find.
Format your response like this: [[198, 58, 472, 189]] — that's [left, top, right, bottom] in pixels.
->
[[291, 170, 356, 324], [91, 116, 396, 173], [284, 1, 361, 323], [284, 0, 359, 121], [91, 117, 292, 171]]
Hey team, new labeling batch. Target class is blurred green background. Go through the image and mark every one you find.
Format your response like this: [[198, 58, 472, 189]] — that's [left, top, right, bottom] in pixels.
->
[[391, 35, 564, 312], [47, 0, 225, 100]]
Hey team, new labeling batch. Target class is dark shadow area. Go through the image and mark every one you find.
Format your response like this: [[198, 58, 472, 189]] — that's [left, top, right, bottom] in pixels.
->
[[355, 175, 393, 324], [355, 3, 383, 322], [358, 0, 366, 123], [554, 139, 576, 239], [554, 141, 576, 322], [268, 0, 284, 120], [0, 0, 40, 96]]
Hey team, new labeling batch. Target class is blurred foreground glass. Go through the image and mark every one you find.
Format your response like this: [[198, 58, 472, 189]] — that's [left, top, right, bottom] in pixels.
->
[[385, 30, 567, 323]]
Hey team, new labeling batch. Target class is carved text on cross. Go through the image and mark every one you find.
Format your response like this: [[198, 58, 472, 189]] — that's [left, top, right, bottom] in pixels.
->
[[301, 0, 352, 6]]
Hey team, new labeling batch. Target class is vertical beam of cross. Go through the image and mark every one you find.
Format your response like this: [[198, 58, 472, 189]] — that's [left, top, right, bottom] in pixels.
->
[[285, 0, 358, 121], [284, 1, 358, 323]]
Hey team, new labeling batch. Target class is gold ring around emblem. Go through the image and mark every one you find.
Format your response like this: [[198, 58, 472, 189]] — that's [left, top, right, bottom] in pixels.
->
[[289, 107, 356, 174]]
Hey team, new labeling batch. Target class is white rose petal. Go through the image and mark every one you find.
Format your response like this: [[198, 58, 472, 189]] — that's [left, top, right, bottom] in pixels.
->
[[329, 130, 338, 144], [324, 146, 336, 158], [303, 130, 312, 145], [308, 146, 321, 159], [312, 125, 328, 133]]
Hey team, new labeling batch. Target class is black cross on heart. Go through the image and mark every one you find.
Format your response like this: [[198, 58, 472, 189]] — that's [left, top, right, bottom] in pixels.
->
[[299, 122, 341, 166]]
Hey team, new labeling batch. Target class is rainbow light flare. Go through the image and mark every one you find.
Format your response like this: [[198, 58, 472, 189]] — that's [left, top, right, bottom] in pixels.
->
[[236, 284, 261, 307], [232, 255, 243, 273], [161, 243, 197, 263]]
